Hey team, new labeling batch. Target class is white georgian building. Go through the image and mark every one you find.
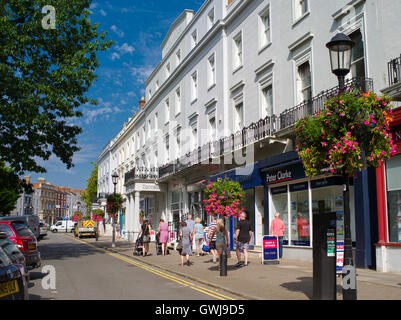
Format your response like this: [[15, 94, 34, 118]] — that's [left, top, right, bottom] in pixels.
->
[[98, 0, 401, 271]]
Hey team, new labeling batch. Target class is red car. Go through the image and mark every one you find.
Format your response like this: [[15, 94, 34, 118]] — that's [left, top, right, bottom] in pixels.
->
[[0, 221, 41, 270]]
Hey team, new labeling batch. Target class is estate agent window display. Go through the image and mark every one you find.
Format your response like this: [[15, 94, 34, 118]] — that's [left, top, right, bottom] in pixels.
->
[[269, 177, 356, 247]]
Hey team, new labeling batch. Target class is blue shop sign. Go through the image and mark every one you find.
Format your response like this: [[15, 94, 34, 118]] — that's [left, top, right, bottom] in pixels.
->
[[209, 163, 262, 189]]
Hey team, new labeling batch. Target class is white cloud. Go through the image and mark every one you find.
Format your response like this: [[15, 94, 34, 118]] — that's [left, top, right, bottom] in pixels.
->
[[127, 91, 136, 97], [111, 25, 124, 38], [115, 43, 135, 55], [129, 65, 153, 84], [111, 52, 120, 60], [99, 9, 107, 16]]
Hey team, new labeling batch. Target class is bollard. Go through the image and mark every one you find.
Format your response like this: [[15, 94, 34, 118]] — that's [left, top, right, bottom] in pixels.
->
[[220, 249, 227, 276]]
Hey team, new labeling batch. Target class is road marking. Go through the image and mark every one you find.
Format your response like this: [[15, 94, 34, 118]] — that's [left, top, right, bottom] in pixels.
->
[[66, 235, 235, 300]]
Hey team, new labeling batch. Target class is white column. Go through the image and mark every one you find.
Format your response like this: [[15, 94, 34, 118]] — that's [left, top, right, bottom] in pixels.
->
[[126, 193, 133, 242], [133, 191, 141, 241]]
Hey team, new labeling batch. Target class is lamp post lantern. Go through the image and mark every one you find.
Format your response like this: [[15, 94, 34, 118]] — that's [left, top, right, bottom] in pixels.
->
[[326, 33, 357, 300], [111, 172, 119, 248], [326, 33, 355, 90]]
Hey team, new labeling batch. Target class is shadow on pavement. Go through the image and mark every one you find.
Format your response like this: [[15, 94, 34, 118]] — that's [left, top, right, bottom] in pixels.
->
[[280, 277, 344, 300], [280, 277, 314, 299]]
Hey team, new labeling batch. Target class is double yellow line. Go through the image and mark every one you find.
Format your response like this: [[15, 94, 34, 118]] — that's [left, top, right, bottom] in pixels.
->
[[68, 235, 235, 300]]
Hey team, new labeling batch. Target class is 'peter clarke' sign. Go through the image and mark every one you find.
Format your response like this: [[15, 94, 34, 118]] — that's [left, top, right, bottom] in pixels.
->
[[266, 170, 292, 184], [262, 235, 280, 265], [265, 162, 306, 185]]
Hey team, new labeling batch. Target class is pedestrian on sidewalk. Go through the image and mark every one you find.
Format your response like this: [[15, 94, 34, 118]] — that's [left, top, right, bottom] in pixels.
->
[[158, 218, 169, 256], [193, 217, 204, 257], [179, 221, 193, 266], [139, 219, 151, 257], [208, 216, 218, 263], [270, 212, 285, 260], [234, 212, 252, 267], [210, 219, 229, 271], [185, 214, 195, 253]]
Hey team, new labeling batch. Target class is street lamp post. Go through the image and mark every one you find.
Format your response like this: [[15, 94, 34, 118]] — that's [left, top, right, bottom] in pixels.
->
[[112, 172, 119, 248], [326, 33, 357, 300]]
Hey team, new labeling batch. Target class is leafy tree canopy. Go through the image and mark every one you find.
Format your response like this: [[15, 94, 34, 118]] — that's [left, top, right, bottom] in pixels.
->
[[81, 161, 98, 210], [0, 161, 32, 216], [0, 0, 113, 175]]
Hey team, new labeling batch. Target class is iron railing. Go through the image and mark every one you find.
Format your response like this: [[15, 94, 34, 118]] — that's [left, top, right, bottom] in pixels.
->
[[276, 77, 373, 131], [388, 55, 401, 86], [133, 77, 373, 180]]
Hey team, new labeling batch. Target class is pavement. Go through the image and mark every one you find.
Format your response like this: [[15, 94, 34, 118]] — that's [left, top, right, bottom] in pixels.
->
[[72, 234, 401, 300]]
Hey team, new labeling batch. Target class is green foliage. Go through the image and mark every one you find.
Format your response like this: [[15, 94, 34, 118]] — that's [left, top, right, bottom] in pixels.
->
[[92, 208, 104, 217], [106, 193, 122, 216], [295, 90, 396, 177], [0, 0, 113, 175], [0, 162, 32, 216], [81, 162, 98, 210], [203, 177, 245, 219]]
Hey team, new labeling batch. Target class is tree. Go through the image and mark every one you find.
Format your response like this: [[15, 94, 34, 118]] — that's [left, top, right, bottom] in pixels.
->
[[0, 0, 113, 176], [203, 177, 245, 219], [81, 161, 98, 210], [0, 161, 32, 216]]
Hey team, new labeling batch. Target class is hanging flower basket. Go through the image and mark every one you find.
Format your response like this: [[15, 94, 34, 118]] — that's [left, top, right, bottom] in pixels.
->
[[295, 89, 396, 177], [203, 177, 245, 219]]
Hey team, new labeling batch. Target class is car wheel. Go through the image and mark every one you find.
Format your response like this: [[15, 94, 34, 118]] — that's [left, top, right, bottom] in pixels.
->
[[52, 229, 58, 233]]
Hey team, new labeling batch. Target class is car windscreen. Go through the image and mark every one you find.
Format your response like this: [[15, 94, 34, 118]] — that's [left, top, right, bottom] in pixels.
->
[[11, 223, 35, 237], [0, 225, 14, 237]]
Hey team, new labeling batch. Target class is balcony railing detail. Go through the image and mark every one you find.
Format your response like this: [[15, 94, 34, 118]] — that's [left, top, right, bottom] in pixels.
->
[[388, 55, 401, 86], [128, 77, 372, 181]]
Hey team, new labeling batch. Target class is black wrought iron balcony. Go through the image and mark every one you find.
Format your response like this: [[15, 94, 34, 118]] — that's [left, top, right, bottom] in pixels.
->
[[275, 77, 373, 131], [124, 167, 159, 184], [388, 55, 401, 86]]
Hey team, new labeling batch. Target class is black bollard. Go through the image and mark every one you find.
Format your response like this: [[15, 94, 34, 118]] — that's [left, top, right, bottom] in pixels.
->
[[220, 249, 227, 276]]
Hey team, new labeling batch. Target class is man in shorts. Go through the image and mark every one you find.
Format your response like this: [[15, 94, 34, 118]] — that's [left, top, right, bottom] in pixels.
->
[[234, 212, 252, 267]]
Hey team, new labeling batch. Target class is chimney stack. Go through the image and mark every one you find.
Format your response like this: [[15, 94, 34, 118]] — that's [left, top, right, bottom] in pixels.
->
[[139, 96, 146, 110]]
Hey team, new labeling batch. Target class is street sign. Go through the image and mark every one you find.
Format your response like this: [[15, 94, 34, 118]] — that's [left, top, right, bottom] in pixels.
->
[[262, 235, 280, 265]]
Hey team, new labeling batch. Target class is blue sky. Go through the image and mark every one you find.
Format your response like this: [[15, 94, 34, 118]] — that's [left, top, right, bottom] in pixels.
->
[[28, 0, 204, 189]]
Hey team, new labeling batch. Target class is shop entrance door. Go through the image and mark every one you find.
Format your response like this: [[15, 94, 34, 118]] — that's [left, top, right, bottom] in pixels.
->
[[313, 210, 337, 300]]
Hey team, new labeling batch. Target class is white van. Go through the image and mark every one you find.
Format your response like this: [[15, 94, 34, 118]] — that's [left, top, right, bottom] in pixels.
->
[[50, 220, 75, 233]]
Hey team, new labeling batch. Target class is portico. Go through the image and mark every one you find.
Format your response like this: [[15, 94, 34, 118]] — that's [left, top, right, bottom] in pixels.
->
[[124, 170, 167, 242]]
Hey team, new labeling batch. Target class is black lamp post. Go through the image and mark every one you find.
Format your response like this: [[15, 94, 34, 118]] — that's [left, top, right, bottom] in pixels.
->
[[326, 33, 357, 300], [111, 172, 119, 248]]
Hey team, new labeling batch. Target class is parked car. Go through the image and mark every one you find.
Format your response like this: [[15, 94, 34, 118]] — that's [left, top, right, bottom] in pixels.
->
[[0, 215, 40, 240], [50, 220, 75, 233], [39, 222, 48, 239], [0, 221, 41, 270], [0, 246, 24, 300], [0, 232, 29, 300]]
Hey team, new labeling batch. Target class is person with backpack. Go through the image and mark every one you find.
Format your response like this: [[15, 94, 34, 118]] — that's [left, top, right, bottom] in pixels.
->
[[210, 219, 229, 271], [138, 219, 152, 257]]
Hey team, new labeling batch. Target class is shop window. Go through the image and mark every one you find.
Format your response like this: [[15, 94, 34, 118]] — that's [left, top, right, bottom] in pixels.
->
[[290, 182, 310, 246], [386, 154, 401, 243], [271, 186, 289, 244]]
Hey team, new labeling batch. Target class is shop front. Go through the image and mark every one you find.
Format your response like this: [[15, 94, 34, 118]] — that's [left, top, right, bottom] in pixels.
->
[[260, 152, 356, 262], [375, 107, 401, 272]]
